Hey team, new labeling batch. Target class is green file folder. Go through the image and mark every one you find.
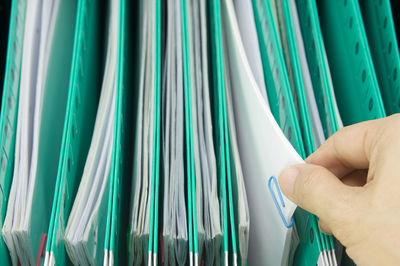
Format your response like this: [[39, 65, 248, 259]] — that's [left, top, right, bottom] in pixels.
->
[[251, 0, 305, 159], [275, 0, 345, 264], [149, 0, 161, 263], [209, 0, 240, 264], [295, 0, 340, 138], [317, 0, 386, 125], [0, 0, 27, 265], [182, 0, 200, 264], [29, 1, 76, 264], [276, 0, 316, 157], [104, 0, 135, 265], [44, 0, 103, 264], [251, 1, 331, 263], [359, 0, 400, 115], [274, 0, 339, 265], [1, 0, 76, 264], [126, 0, 160, 264]]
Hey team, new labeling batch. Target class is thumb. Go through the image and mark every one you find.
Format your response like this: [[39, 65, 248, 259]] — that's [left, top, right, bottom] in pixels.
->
[[278, 163, 355, 226]]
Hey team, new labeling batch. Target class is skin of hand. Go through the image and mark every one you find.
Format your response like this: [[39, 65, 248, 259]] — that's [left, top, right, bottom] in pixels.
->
[[278, 114, 400, 266]]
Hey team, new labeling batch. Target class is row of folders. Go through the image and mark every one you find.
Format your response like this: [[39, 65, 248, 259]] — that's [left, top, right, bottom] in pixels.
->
[[0, 0, 399, 265]]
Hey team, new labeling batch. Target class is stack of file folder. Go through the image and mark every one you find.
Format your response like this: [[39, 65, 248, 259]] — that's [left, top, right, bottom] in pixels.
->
[[0, 0, 398, 265]]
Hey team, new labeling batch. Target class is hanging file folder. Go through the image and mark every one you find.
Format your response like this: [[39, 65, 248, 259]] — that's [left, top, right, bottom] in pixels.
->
[[2, 0, 76, 264], [157, 1, 190, 264], [218, 0, 253, 263], [0, 0, 398, 265], [222, 55, 250, 266], [251, 0, 306, 159], [294, 0, 342, 139], [359, 0, 400, 115], [210, 0, 237, 264], [104, 0, 134, 265], [162, 1, 190, 265], [44, 0, 104, 264], [128, 0, 160, 264], [62, 0, 123, 264], [148, 0, 161, 263], [0, 0, 27, 264], [253, 2, 327, 264], [275, 0, 322, 157], [183, 1, 200, 263], [275, 0, 340, 264], [317, 0, 386, 125], [221, 0, 303, 264]]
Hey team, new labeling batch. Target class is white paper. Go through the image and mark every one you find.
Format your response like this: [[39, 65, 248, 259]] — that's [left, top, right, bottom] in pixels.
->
[[233, 0, 269, 106]]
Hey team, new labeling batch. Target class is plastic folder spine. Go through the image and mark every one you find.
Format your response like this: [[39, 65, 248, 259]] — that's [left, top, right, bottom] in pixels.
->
[[153, 0, 161, 262]]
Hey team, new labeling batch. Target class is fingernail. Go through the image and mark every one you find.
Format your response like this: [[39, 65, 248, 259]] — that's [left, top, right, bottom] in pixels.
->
[[278, 167, 299, 197]]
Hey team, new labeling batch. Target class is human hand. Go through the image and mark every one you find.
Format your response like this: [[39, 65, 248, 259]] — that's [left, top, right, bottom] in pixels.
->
[[278, 114, 400, 266]]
